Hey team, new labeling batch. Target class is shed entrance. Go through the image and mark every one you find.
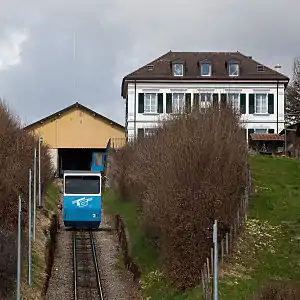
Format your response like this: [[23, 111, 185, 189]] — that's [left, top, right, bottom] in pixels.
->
[[58, 148, 105, 177]]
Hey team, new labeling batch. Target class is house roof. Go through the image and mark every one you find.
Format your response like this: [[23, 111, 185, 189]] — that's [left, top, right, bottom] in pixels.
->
[[250, 133, 285, 141], [24, 102, 125, 130], [121, 51, 290, 97]]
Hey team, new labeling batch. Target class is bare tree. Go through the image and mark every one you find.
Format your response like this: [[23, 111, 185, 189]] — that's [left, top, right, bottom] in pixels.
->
[[285, 58, 300, 124]]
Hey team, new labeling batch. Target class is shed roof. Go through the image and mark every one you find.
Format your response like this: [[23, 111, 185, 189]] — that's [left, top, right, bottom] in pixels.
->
[[24, 102, 124, 130]]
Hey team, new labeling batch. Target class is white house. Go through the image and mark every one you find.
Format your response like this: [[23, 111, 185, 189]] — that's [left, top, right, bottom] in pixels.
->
[[121, 51, 289, 141]]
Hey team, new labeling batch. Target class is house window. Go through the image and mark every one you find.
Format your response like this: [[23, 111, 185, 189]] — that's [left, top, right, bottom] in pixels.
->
[[255, 129, 268, 134], [201, 62, 211, 76], [228, 93, 240, 111], [144, 93, 157, 113], [172, 93, 185, 112], [255, 94, 268, 114], [200, 93, 212, 102], [228, 63, 239, 76], [173, 63, 184, 76], [144, 128, 156, 137]]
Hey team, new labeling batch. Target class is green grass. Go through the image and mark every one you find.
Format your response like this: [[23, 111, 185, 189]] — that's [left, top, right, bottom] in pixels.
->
[[103, 155, 300, 299], [45, 183, 60, 212], [218, 155, 300, 299], [103, 192, 160, 275], [32, 182, 60, 287], [103, 191, 178, 298]]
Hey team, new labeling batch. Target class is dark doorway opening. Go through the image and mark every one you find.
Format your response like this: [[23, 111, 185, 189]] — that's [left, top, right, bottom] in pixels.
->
[[58, 148, 104, 177]]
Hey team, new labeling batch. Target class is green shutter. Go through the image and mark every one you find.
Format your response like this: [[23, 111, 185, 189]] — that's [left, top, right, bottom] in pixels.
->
[[268, 94, 274, 114], [243, 129, 247, 140], [185, 93, 191, 113], [221, 93, 227, 108], [137, 128, 144, 138], [166, 93, 172, 113], [213, 94, 219, 107], [248, 128, 255, 139], [138, 93, 144, 113], [249, 94, 255, 114], [240, 94, 246, 114], [193, 93, 199, 109], [157, 93, 163, 113]]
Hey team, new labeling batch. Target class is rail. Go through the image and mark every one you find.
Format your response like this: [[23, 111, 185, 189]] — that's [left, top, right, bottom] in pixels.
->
[[73, 230, 104, 300]]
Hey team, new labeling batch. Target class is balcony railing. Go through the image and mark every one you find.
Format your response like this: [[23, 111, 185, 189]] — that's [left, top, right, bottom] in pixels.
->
[[108, 137, 126, 149]]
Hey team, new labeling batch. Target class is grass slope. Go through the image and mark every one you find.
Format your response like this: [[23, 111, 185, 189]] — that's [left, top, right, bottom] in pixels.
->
[[103, 155, 300, 299]]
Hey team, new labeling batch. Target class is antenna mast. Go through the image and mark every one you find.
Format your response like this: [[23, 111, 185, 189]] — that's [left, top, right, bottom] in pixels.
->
[[73, 30, 76, 100]]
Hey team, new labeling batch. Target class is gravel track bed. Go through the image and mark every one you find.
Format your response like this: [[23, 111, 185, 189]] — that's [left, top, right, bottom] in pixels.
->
[[45, 181, 141, 300], [95, 212, 142, 300], [45, 184, 73, 300]]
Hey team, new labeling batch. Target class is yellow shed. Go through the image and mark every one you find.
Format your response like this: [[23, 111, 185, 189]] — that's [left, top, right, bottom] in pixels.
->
[[25, 102, 125, 176]]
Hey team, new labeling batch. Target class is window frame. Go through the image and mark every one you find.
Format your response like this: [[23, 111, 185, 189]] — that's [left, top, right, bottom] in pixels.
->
[[144, 93, 158, 113], [228, 62, 240, 76], [64, 175, 101, 195], [200, 93, 212, 102], [173, 63, 184, 76], [93, 152, 103, 167], [201, 62, 212, 76], [172, 92, 186, 113], [144, 128, 156, 137], [254, 128, 268, 134], [254, 93, 268, 114], [227, 93, 240, 111]]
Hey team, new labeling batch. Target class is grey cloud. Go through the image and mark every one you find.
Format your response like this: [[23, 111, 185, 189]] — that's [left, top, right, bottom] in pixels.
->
[[0, 0, 299, 126]]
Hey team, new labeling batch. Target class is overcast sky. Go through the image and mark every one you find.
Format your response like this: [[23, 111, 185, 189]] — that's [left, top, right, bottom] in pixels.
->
[[0, 0, 299, 126]]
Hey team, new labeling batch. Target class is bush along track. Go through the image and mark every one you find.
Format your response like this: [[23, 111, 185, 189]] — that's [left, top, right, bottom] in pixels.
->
[[105, 155, 300, 299], [0, 100, 56, 299], [105, 106, 300, 299], [21, 183, 60, 299]]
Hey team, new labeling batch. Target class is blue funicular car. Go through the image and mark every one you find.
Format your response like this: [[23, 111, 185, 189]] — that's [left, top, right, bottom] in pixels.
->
[[63, 170, 102, 229]]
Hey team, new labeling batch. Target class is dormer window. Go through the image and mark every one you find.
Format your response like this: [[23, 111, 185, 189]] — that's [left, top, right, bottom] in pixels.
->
[[228, 62, 239, 76], [147, 64, 154, 71], [257, 65, 265, 72], [173, 63, 184, 76], [201, 61, 212, 76]]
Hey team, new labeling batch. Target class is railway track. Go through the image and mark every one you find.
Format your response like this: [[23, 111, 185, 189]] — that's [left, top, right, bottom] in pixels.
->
[[73, 230, 104, 300]]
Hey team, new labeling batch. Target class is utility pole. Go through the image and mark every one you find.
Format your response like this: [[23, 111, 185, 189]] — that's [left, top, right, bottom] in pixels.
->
[[28, 169, 32, 285], [17, 196, 22, 300], [33, 147, 37, 242], [213, 220, 218, 300], [38, 136, 43, 208]]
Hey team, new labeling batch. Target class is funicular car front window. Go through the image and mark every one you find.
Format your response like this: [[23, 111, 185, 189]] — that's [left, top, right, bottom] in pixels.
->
[[65, 175, 100, 194]]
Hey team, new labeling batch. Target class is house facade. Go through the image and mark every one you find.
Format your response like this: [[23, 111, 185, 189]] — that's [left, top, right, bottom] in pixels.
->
[[121, 51, 289, 141]]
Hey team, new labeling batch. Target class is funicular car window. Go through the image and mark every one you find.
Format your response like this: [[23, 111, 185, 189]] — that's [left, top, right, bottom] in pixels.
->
[[94, 152, 103, 166], [65, 175, 100, 194]]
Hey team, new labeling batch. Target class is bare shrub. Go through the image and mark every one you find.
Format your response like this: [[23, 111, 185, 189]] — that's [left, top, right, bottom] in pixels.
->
[[0, 228, 18, 299], [252, 281, 300, 300], [109, 145, 138, 202], [0, 100, 53, 297], [111, 105, 248, 288]]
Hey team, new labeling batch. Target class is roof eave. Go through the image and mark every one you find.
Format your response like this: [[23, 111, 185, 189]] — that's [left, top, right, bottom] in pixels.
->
[[123, 76, 289, 83]]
